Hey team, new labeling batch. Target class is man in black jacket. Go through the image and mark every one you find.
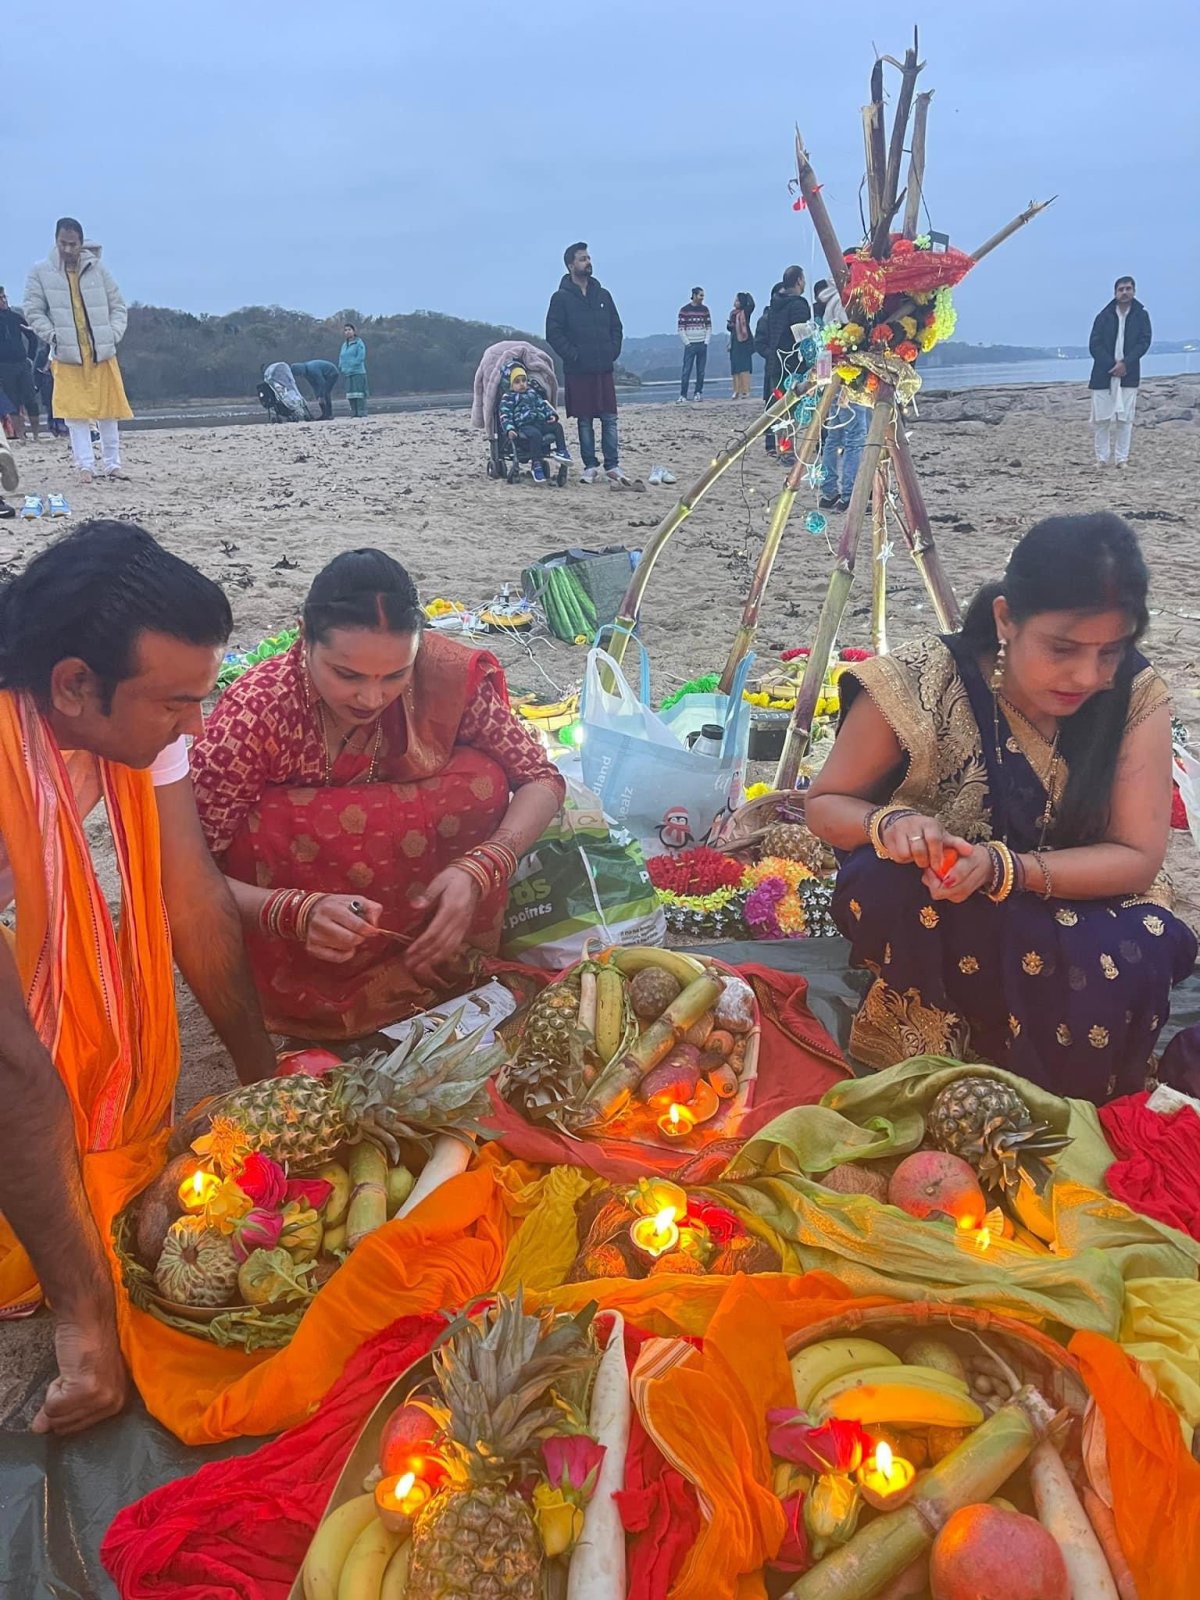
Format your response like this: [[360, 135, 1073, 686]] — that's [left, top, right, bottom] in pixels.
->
[[754, 266, 811, 455], [1089, 276, 1151, 467], [0, 286, 41, 442], [545, 243, 632, 485]]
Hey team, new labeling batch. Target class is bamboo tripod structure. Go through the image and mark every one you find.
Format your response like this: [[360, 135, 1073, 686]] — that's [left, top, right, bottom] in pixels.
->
[[609, 30, 1053, 794]]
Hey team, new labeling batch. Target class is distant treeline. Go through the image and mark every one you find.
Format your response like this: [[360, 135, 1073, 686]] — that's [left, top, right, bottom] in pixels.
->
[[118, 304, 641, 404]]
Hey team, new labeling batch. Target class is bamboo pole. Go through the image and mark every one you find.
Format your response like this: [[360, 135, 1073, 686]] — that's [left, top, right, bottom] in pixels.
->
[[773, 393, 894, 788], [719, 379, 842, 693], [902, 90, 933, 238], [970, 196, 1058, 263], [794, 130, 848, 291], [869, 464, 890, 655], [886, 417, 961, 629], [606, 382, 813, 670]]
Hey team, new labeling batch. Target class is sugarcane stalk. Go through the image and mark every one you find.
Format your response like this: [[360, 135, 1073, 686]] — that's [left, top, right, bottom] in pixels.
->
[[585, 974, 722, 1122], [346, 1142, 389, 1248], [880, 31, 922, 222], [902, 91, 933, 238], [870, 464, 889, 655], [719, 379, 842, 693], [865, 58, 888, 238], [607, 383, 811, 671], [794, 129, 848, 292], [886, 417, 961, 629], [970, 196, 1058, 264], [781, 1386, 1057, 1600], [774, 393, 893, 788]]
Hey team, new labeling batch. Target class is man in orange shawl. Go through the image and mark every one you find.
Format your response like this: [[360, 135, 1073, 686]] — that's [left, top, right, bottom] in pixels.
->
[[0, 520, 276, 1435]]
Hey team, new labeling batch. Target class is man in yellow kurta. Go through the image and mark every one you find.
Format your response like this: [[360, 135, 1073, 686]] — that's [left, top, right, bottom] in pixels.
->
[[0, 520, 276, 1433], [23, 217, 133, 480]]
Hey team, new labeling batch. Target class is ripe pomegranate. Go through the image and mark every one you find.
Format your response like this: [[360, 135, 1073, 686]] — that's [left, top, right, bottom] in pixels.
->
[[931, 1504, 1069, 1599], [888, 1151, 986, 1227]]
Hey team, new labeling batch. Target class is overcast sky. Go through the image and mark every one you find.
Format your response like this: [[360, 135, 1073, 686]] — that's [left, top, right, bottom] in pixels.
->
[[6, 1, 1197, 345]]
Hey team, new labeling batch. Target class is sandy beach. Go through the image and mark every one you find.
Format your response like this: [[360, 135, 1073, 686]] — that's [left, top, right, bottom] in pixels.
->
[[2, 374, 1198, 1420]]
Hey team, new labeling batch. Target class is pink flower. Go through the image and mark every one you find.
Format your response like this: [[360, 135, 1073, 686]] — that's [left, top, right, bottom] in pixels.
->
[[284, 1176, 333, 1212], [772, 1491, 813, 1575], [541, 1435, 606, 1501], [231, 1207, 284, 1263], [237, 1152, 287, 1209], [767, 1412, 870, 1474]]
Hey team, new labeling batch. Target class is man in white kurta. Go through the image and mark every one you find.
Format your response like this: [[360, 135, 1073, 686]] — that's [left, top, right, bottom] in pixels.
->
[[1088, 276, 1152, 467]]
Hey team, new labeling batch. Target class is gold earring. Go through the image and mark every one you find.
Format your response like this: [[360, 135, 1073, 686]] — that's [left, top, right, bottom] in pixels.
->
[[991, 637, 1008, 693]]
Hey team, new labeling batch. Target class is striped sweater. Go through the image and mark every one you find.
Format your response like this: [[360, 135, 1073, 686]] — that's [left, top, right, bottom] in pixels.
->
[[678, 302, 712, 344]]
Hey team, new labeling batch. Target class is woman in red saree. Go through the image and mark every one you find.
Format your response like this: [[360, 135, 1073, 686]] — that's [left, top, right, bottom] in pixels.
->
[[191, 550, 565, 1037]]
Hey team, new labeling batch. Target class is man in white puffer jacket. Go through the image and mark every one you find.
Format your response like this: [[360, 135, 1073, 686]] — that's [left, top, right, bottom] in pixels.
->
[[24, 218, 132, 478]]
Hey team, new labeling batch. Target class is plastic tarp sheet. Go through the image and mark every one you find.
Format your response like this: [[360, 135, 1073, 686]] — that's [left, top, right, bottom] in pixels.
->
[[3, 938, 1199, 1598]]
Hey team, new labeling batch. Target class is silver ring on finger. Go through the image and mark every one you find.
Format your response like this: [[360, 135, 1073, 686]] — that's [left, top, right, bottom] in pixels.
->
[[349, 898, 364, 915]]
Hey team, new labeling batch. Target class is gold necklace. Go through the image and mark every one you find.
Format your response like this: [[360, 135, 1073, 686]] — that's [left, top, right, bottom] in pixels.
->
[[315, 698, 382, 785], [993, 690, 1061, 846]]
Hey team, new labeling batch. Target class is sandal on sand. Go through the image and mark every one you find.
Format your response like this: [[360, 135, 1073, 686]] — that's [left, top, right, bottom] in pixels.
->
[[0, 447, 17, 493]]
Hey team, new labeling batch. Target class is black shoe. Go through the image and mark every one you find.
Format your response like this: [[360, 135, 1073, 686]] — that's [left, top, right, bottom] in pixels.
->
[[818, 494, 839, 510], [835, 498, 853, 512], [0, 500, 15, 519]]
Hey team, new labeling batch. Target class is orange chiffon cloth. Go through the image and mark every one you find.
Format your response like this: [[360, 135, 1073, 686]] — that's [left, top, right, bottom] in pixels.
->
[[1071, 1331, 1200, 1600], [221, 748, 509, 1037], [0, 691, 179, 1315]]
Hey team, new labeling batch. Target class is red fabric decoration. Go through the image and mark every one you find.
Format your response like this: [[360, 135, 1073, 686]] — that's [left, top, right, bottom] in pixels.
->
[[846, 241, 975, 316], [485, 964, 849, 1182], [616, 1324, 703, 1600], [1099, 1090, 1200, 1241], [102, 1315, 444, 1599], [1172, 782, 1189, 831]]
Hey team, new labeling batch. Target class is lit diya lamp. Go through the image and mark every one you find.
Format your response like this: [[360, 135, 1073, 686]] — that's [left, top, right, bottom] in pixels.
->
[[375, 1468, 434, 1533], [177, 1168, 221, 1213], [629, 1204, 681, 1260], [856, 1440, 916, 1510], [656, 1102, 696, 1141]]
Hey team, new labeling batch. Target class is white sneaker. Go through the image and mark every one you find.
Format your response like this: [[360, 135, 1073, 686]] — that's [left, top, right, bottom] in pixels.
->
[[657, 466, 677, 485], [676, 395, 688, 404], [648, 465, 663, 485], [580, 466, 601, 484], [606, 466, 632, 487]]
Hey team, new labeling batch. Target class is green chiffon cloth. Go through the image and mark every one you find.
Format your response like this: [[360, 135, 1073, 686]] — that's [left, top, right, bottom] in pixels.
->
[[710, 1057, 1200, 1362]]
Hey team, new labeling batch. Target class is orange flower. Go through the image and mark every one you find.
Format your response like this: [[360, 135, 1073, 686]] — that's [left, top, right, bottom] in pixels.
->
[[895, 341, 919, 363]]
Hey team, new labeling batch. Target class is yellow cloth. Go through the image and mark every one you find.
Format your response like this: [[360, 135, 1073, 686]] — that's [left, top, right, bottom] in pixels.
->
[[51, 270, 132, 421]]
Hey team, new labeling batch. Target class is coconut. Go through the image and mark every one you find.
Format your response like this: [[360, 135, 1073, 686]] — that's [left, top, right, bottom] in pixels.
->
[[817, 1163, 890, 1202], [131, 1152, 202, 1270], [629, 966, 683, 1021], [888, 1150, 987, 1226], [930, 1504, 1070, 1599], [901, 1336, 969, 1386]]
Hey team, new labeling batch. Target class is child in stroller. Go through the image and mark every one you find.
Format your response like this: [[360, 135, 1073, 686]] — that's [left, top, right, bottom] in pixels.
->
[[493, 363, 571, 485], [257, 362, 312, 423]]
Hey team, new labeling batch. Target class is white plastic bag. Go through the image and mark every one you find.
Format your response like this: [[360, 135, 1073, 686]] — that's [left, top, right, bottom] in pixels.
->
[[1175, 746, 1200, 853]]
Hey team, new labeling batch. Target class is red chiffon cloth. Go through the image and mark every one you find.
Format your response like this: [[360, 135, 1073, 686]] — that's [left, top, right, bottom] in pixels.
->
[[1099, 1089, 1200, 1241], [223, 750, 510, 1037]]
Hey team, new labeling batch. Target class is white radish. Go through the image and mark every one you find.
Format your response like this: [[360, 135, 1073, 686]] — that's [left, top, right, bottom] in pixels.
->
[[395, 1134, 472, 1220], [567, 1313, 630, 1600], [1029, 1438, 1120, 1600]]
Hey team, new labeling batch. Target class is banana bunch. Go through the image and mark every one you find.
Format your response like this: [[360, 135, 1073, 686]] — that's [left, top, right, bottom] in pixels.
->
[[302, 1493, 412, 1600], [790, 1336, 984, 1429]]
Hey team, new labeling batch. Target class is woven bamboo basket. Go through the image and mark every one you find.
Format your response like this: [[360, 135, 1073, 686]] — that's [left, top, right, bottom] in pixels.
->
[[715, 788, 835, 872], [786, 1301, 1091, 1483]]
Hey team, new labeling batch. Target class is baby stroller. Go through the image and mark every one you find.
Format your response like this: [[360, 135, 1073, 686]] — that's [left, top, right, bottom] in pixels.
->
[[472, 340, 568, 487], [258, 362, 313, 423]]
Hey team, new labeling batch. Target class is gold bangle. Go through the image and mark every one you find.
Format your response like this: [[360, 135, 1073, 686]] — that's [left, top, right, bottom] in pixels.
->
[[986, 841, 1016, 903], [1033, 849, 1054, 901], [866, 805, 916, 860]]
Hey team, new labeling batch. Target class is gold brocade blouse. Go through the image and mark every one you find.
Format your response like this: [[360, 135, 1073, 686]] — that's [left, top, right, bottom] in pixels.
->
[[839, 636, 1170, 845]]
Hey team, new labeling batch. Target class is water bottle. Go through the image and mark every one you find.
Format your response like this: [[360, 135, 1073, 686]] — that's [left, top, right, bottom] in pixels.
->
[[688, 723, 725, 759]]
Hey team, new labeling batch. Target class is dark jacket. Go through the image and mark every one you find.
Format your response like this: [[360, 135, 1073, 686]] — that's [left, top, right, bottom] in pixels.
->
[[754, 288, 812, 360], [545, 274, 623, 375], [1088, 299, 1151, 390], [0, 307, 36, 366]]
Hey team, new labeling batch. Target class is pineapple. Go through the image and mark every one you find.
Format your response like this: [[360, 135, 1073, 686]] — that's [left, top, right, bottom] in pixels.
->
[[183, 1010, 506, 1174], [519, 974, 582, 1065], [408, 1293, 597, 1600], [926, 1074, 1071, 1202], [761, 820, 829, 872]]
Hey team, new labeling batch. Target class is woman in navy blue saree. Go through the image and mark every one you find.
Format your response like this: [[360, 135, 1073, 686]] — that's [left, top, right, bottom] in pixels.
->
[[806, 513, 1197, 1103]]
